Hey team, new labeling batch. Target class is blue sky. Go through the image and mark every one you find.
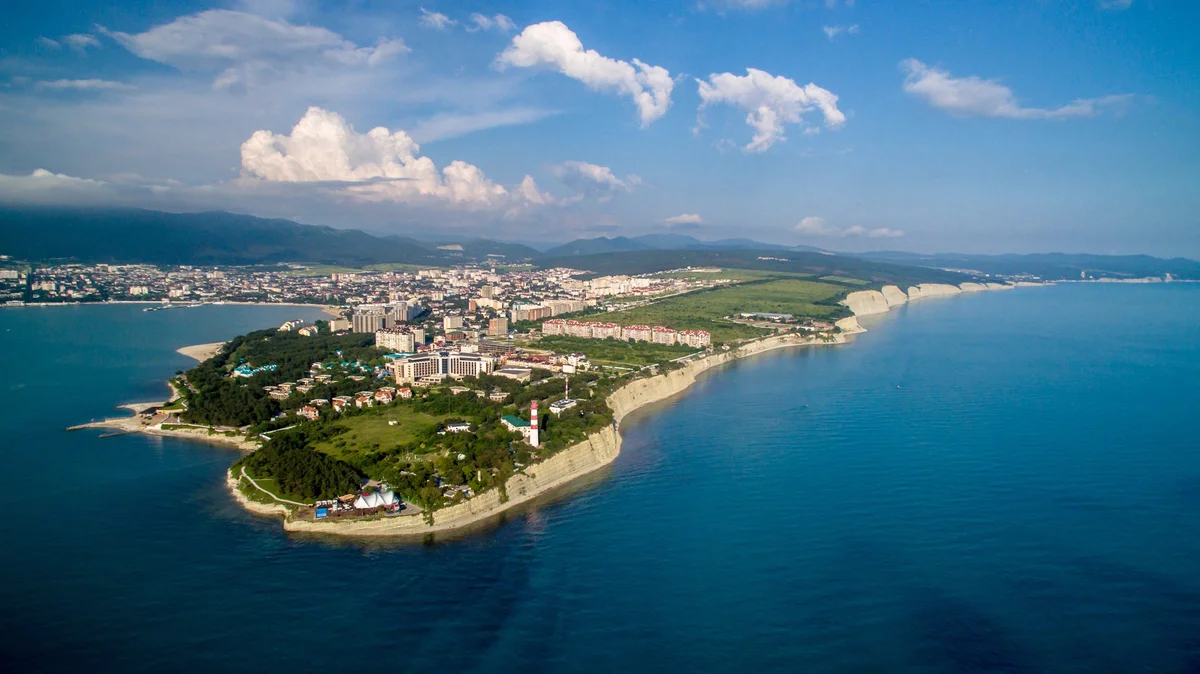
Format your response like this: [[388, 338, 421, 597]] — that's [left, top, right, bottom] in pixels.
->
[[1, 0, 1197, 256]]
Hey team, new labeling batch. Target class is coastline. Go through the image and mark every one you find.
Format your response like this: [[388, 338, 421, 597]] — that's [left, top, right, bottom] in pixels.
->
[[68, 408, 259, 451], [177, 342, 226, 362], [83, 279, 1040, 539], [275, 330, 851, 538], [5, 300, 343, 318]]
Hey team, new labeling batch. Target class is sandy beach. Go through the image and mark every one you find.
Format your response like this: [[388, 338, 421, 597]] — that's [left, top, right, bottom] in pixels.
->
[[177, 342, 225, 362]]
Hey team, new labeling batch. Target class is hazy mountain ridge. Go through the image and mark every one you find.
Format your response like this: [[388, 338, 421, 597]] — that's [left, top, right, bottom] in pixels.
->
[[1, 208, 1193, 281], [534, 249, 973, 288]]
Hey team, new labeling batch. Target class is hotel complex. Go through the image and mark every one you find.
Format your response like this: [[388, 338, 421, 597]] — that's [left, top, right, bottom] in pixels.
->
[[542, 319, 711, 347], [389, 350, 497, 385]]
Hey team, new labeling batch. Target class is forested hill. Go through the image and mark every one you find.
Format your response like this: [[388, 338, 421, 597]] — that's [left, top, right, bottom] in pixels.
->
[[856, 251, 1200, 281], [535, 249, 973, 288], [0, 207, 539, 266]]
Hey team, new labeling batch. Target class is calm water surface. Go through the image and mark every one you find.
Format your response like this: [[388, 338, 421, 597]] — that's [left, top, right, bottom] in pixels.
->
[[1, 286, 1199, 673]]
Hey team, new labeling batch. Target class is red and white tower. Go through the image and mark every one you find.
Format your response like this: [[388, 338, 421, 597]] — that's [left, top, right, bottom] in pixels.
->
[[529, 400, 540, 448]]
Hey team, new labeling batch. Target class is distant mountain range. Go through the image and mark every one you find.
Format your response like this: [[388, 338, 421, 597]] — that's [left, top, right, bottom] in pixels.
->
[[539, 234, 820, 257], [0, 207, 820, 266], [534, 249, 972, 288], [1, 207, 1194, 281]]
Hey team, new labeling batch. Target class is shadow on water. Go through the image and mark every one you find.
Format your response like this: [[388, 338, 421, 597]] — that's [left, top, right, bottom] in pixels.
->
[[1174, 474, 1200, 510], [1064, 554, 1200, 672], [909, 588, 1034, 674]]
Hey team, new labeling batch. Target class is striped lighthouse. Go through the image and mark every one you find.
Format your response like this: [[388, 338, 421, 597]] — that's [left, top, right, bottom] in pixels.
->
[[529, 400, 540, 448]]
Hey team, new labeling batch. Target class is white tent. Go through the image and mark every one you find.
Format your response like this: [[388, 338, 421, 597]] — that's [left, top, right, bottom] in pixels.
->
[[354, 490, 398, 509]]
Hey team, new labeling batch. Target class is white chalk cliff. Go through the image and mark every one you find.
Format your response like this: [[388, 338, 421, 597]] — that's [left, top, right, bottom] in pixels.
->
[[881, 285, 908, 307], [840, 290, 891, 316], [840, 282, 1022, 333], [906, 283, 964, 301]]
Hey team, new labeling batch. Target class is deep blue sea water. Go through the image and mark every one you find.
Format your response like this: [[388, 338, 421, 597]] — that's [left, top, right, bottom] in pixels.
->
[[2, 286, 1199, 673]]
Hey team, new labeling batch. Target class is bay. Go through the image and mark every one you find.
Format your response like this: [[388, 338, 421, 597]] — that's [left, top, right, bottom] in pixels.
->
[[1, 285, 1198, 672]]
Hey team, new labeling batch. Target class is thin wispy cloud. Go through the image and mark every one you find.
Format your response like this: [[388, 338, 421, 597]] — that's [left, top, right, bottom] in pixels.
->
[[101, 9, 408, 90], [553, 161, 638, 202], [35, 79, 135, 91], [467, 13, 516, 33], [822, 24, 859, 39], [63, 34, 101, 51], [410, 107, 558, 143], [419, 8, 456, 30], [795, 216, 902, 238], [901, 59, 1131, 119]]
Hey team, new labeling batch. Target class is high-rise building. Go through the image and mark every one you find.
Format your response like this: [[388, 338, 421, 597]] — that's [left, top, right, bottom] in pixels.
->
[[375, 329, 415, 352], [352, 311, 386, 333], [444, 315, 464, 331], [488, 317, 508, 337]]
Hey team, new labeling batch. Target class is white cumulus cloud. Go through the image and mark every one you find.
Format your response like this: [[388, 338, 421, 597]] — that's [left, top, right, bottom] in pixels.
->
[[795, 216, 902, 238], [239, 106, 543, 208], [102, 10, 408, 90], [663, 213, 703, 225], [696, 68, 845, 152], [496, 21, 673, 127], [900, 59, 1131, 120]]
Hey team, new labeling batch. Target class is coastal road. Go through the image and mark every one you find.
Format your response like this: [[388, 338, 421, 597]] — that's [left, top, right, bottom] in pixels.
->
[[240, 466, 308, 507]]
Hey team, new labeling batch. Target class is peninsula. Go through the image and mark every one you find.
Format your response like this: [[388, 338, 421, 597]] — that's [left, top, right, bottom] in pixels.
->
[[70, 255, 1036, 538]]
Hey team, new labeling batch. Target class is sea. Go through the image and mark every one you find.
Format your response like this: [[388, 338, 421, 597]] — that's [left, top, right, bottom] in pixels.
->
[[1, 285, 1199, 673]]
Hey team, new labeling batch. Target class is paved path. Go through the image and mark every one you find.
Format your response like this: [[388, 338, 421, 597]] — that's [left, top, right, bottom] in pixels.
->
[[240, 466, 308, 507]]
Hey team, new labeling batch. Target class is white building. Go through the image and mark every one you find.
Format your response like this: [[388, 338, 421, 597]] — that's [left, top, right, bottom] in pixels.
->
[[390, 350, 496, 384], [549, 399, 579, 415], [376, 329, 416, 353]]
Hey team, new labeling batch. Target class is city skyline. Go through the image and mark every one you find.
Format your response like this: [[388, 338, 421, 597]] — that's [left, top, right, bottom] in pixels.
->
[[1, 0, 1197, 256]]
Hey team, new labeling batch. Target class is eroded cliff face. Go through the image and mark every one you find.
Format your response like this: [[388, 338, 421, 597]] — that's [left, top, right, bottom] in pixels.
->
[[840, 290, 891, 316], [881, 285, 908, 307], [906, 283, 965, 301], [835, 316, 865, 334], [284, 427, 622, 537], [959, 282, 989, 293], [270, 334, 844, 538]]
